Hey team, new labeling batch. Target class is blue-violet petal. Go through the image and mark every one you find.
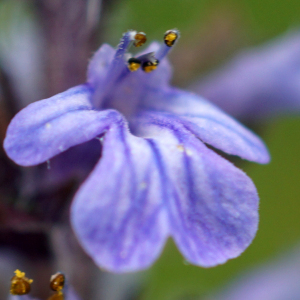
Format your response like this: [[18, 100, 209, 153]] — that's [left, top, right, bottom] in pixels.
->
[[71, 123, 169, 272], [137, 88, 270, 164], [4, 84, 121, 166], [142, 121, 259, 267]]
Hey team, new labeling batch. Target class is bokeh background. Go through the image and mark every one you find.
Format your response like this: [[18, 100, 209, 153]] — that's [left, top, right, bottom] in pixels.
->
[[1, 0, 300, 299]]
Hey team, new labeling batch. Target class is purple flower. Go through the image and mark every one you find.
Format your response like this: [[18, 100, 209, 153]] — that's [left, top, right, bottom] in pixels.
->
[[4, 30, 270, 272], [190, 30, 300, 122]]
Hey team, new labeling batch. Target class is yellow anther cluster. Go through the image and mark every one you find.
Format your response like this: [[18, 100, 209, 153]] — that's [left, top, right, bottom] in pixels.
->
[[134, 32, 147, 47], [10, 270, 66, 299], [164, 30, 178, 47], [10, 269, 33, 295]]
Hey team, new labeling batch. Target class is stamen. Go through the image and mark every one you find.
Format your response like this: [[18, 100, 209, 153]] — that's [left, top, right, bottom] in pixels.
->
[[134, 32, 147, 47], [112, 30, 137, 66], [127, 57, 141, 72], [92, 30, 138, 108], [142, 59, 159, 73], [164, 29, 179, 47], [10, 269, 33, 295], [156, 29, 180, 61], [48, 273, 65, 300], [50, 272, 65, 292]]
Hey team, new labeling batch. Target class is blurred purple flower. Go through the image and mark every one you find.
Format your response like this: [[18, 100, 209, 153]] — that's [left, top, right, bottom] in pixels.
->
[[209, 246, 300, 300], [191, 30, 300, 122], [4, 31, 269, 272]]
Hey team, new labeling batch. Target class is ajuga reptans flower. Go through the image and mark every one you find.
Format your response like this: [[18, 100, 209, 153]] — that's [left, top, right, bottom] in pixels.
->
[[4, 30, 270, 272]]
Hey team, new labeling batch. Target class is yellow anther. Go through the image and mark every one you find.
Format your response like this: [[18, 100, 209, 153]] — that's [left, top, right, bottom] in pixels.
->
[[127, 58, 141, 72], [164, 30, 178, 47], [142, 60, 159, 73], [15, 269, 25, 278], [10, 269, 33, 295], [128, 62, 140, 72], [134, 32, 147, 47], [50, 272, 65, 292]]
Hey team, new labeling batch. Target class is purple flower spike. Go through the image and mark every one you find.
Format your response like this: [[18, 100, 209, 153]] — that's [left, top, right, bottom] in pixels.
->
[[190, 30, 300, 121], [4, 30, 270, 272]]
